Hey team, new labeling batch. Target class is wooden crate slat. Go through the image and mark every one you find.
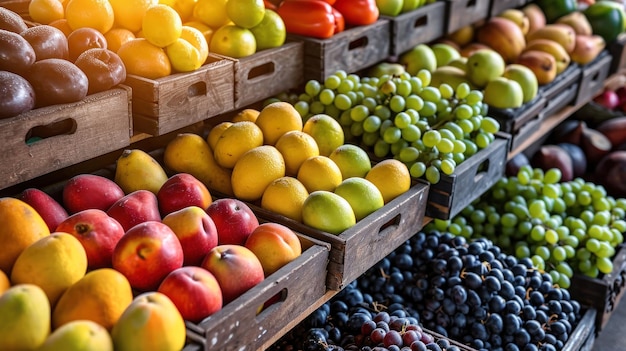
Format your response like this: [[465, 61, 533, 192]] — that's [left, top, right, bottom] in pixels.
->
[[386, 1, 447, 56]]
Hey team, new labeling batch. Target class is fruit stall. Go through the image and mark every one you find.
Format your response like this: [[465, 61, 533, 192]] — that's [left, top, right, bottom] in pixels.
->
[[1, 0, 626, 350]]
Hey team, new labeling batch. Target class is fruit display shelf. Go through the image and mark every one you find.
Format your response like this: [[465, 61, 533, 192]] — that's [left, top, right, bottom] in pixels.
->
[[609, 33, 626, 75], [488, 0, 528, 17], [486, 95, 547, 153], [383, 1, 447, 56], [0, 86, 132, 192], [445, 0, 491, 34], [575, 51, 613, 106]]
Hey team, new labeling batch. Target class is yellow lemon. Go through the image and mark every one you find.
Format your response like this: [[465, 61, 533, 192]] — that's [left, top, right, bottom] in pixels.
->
[[172, 0, 197, 22], [225, 0, 265, 29], [334, 177, 385, 221], [210, 24, 256, 58], [207, 121, 232, 150], [302, 114, 344, 156], [366, 159, 411, 204], [166, 25, 208, 72], [329, 144, 372, 180], [301, 191, 356, 235], [232, 108, 260, 123], [275, 130, 320, 176], [214, 121, 264, 168], [297, 155, 342, 192], [255, 101, 303, 145], [184, 20, 214, 45], [142, 4, 182, 47], [261, 176, 309, 222], [192, 0, 229, 29], [109, 0, 157, 33], [231, 145, 285, 201]]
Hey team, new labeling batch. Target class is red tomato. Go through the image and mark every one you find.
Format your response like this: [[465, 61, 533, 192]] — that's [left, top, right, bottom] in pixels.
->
[[333, 0, 379, 26]]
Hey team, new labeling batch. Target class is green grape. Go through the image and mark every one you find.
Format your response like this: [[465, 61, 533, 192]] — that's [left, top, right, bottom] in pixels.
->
[[438, 128, 456, 141], [455, 82, 471, 99], [310, 101, 325, 114], [597, 257, 614, 274], [415, 120, 430, 132], [437, 138, 455, 153], [324, 75, 341, 90], [480, 116, 500, 133], [406, 109, 420, 124], [363, 115, 382, 133], [409, 76, 423, 93], [470, 209, 486, 223], [350, 121, 364, 137], [338, 110, 353, 126], [563, 235, 579, 248], [460, 225, 474, 238], [346, 91, 359, 105], [542, 183, 560, 199], [337, 79, 355, 94], [374, 139, 390, 158], [334, 70, 348, 79], [475, 132, 491, 149], [399, 146, 420, 163], [501, 213, 518, 227], [334, 93, 352, 110], [470, 116, 483, 131], [324, 103, 340, 118], [452, 152, 465, 164], [417, 69, 431, 87], [362, 96, 377, 111], [425, 165, 441, 184], [544, 168, 562, 184], [454, 104, 474, 119], [396, 80, 412, 97], [451, 140, 466, 154], [462, 140, 478, 157], [420, 101, 437, 117], [436, 99, 451, 113], [557, 274, 571, 288], [448, 223, 462, 235], [457, 119, 474, 134], [362, 131, 379, 146], [298, 93, 312, 103], [585, 238, 601, 253], [374, 105, 392, 120], [535, 246, 550, 260], [552, 246, 567, 262], [410, 161, 427, 178], [515, 243, 531, 258], [350, 105, 369, 122], [596, 242, 615, 258], [383, 126, 402, 144], [593, 210, 611, 226], [319, 89, 335, 105], [530, 225, 546, 242], [394, 112, 411, 128], [361, 84, 378, 98], [305, 80, 322, 97], [531, 255, 546, 271], [389, 95, 406, 113], [552, 197, 566, 214], [294, 101, 309, 117], [347, 73, 359, 84], [379, 79, 396, 95], [401, 124, 421, 142], [563, 192, 577, 207], [593, 197, 612, 211], [611, 219, 626, 233], [556, 226, 570, 240], [577, 190, 592, 206], [391, 139, 409, 156], [439, 83, 454, 99], [422, 130, 442, 148], [441, 159, 456, 175], [518, 220, 533, 235], [405, 94, 424, 111], [557, 262, 574, 277], [466, 90, 483, 105], [380, 119, 394, 135], [443, 122, 464, 140]]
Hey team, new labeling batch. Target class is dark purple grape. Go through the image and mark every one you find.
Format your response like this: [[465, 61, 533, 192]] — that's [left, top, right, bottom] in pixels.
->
[[383, 330, 403, 348], [361, 320, 377, 336], [370, 327, 386, 344], [410, 340, 427, 351], [374, 312, 391, 324], [402, 330, 421, 346]]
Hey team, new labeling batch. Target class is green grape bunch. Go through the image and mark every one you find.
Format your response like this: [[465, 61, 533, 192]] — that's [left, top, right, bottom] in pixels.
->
[[272, 68, 501, 185]]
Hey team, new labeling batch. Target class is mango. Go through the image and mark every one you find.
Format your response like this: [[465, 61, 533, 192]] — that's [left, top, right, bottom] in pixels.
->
[[114, 149, 169, 195], [38, 320, 113, 351], [11, 232, 88, 307], [0, 284, 50, 350], [53, 268, 133, 331], [0, 197, 50, 275]]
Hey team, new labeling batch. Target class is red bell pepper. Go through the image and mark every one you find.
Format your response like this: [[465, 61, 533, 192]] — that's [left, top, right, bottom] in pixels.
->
[[332, 7, 345, 34], [277, 0, 339, 39], [333, 0, 379, 26]]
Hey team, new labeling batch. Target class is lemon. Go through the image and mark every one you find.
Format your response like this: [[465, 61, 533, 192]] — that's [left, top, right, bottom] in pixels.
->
[[329, 144, 372, 180], [261, 176, 309, 222], [192, 0, 229, 29], [250, 9, 286, 51], [297, 156, 342, 192], [302, 191, 356, 235], [210, 24, 256, 58], [214, 121, 264, 168], [184, 21, 213, 46], [142, 4, 183, 47], [225, 0, 265, 29], [109, 0, 157, 33], [255, 101, 303, 145], [171, 0, 197, 22], [166, 37, 202, 72], [232, 108, 260, 123], [231, 145, 285, 201], [302, 114, 344, 156], [334, 178, 385, 221], [207, 121, 232, 151], [180, 25, 209, 63], [275, 131, 320, 176], [366, 159, 411, 204]]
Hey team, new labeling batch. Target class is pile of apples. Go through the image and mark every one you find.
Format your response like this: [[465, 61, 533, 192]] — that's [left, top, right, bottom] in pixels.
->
[[0, 148, 304, 350]]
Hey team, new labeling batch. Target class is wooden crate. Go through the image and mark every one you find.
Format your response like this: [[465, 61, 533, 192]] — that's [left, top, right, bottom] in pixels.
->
[[562, 308, 597, 351], [183, 330, 206, 351], [488, 0, 526, 17], [256, 182, 429, 291], [0, 87, 132, 191], [570, 245, 626, 332], [186, 234, 330, 351], [446, 0, 491, 34], [537, 64, 582, 120], [386, 2, 447, 56], [126, 55, 234, 136], [224, 42, 304, 109], [488, 95, 547, 152], [575, 51, 613, 106], [609, 33, 626, 74], [427, 134, 509, 220], [288, 19, 391, 82]]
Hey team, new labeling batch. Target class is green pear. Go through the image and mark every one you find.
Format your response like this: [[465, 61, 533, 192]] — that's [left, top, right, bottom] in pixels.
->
[[0, 284, 50, 351], [483, 77, 524, 109], [39, 320, 113, 351], [447, 57, 468, 72], [398, 44, 437, 75], [432, 43, 461, 68], [466, 49, 506, 88], [114, 149, 169, 195], [502, 64, 538, 103], [367, 62, 406, 78]]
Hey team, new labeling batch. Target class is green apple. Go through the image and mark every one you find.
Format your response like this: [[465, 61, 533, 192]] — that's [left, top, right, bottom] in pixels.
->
[[377, 0, 403, 16], [398, 44, 437, 75], [401, 0, 420, 12], [432, 43, 461, 68], [302, 191, 356, 234], [249, 9, 286, 51], [334, 178, 384, 221], [466, 49, 505, 88], [483, 77, 524, 109], [367, 62, 406, 78], [502, 64, 538, 103]]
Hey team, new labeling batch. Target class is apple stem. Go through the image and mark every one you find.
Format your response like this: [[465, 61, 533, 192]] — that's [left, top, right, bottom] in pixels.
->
[[75, 224, 90, 235]]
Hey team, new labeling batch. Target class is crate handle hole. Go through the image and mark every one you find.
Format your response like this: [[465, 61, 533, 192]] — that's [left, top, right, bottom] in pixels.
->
[[255, 288, 287, 321], [466, 0, 477, 8], [413, 15, 428, 29], [25, 118, 77, 144], [349, 36, 368, 51], [474, 159, 490, 182], [379, 213, 402, 234], [187, 81, 207, 97], [248, 61, 275, 80]]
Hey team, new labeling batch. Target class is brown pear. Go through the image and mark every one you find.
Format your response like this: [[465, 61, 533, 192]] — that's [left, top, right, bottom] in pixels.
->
[[516, 50, 557, 85], [570, 34, 606, 65]]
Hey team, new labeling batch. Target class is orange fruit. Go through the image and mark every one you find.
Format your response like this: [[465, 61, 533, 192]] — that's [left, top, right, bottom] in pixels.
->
[[104, 27, 136, 52], [117, 38, 172, 79], [0, 270, 10, 294], [142, 4, 183, 47], [49, 18, 73, 37], [192, 0, 229, 29], [64, 0, 115, 33], [109, 0, 158, 33], [29, 0, 65, 24], [210, 24, 256, 58], [225, 0, 265, 29], [172, 0, 198, 22], [261, 176, 309, 222]]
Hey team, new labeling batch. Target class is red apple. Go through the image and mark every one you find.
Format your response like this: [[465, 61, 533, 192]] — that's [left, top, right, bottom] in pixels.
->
[[55, 208, 125, 269], [112, 221, 184, 291], [63, 174, 125, 214], [161, 206, 218, 266], [244, 223, 302, 277], [18, 188, 68, 232], [594, 89, 620, 110], [201, 244, 265, 304], [157, 266, 223, 323], [206, 198, 259, 246], [157, 173, 213, 216], [616, 86, 626, 106], [107, 190, 161, 232]]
